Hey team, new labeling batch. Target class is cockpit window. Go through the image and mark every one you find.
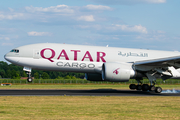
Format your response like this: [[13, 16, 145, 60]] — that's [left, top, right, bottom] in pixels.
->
[[10, 49, 19, 53]]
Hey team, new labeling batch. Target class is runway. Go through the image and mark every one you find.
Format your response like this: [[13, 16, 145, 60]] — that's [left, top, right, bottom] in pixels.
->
[[0, 89, 180, 96]]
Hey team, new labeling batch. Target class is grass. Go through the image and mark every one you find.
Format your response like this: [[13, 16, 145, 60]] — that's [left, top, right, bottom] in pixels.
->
[[0, 82, 179, 119], [0, 96, 179, 120], [0, 84, 180, 90]]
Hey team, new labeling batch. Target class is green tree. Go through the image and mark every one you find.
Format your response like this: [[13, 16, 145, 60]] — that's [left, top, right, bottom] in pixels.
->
[[6, 70, 11, 78], [22, 71, 27, 77], [34, 72, 39, 79], [11, 70, 20, 79], [0, 69, 5, 78], [64, 75, 71, 79], [11, 70, 17, 79], [56, 76, 63, 79], [71, 76, 76, 79], [0, 61, 8, 71], [15, 72, 20, 79], [42, 72, 49, 79]]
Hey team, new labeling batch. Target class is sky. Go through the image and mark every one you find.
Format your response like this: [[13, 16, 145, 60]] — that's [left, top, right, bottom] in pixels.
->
[[1, 0, 180, 61]]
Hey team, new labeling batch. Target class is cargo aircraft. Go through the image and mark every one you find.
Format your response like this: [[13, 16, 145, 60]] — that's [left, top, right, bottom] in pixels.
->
[[4, 43, 180, 93]]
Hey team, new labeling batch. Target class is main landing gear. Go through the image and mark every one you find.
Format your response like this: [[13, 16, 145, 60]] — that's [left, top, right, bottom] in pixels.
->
[[129, 72, 163, 93], [27, 72, 33, 83], [129, 84, 162, 93]]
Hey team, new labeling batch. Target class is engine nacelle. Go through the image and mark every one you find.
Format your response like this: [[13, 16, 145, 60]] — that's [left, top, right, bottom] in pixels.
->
[[102, 62, 136, 82], [85, 73, 103, 81]]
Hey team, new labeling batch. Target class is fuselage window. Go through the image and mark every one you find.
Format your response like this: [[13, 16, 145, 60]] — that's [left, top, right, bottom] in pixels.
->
[[10, 49, 15, 52], [10, 49, 19, 53]]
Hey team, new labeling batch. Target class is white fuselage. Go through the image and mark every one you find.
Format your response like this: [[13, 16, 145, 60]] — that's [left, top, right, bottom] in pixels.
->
[[4, 43, 180, 73]]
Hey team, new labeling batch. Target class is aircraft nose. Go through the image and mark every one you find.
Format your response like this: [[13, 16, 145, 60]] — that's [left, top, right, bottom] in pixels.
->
[[4, 53, 11, 62], [4, 54, 8, 61], [4, 49, 21, 64], [4, 53, 17, 63]]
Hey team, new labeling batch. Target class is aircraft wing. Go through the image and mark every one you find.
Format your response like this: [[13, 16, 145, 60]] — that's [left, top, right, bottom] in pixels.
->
[[134, 55, 180, 67], [133, 55, 180, 80]]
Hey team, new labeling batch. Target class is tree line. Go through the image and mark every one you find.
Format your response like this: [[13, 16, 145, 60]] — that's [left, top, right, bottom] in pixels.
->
[[0, 61, 85, 79]]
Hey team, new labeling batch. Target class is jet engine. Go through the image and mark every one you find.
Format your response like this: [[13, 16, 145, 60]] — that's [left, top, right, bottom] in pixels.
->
[[102, 62, 136, 82]]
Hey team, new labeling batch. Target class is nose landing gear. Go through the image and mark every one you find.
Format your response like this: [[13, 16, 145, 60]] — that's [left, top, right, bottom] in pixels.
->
[[23, 67, 33, 83], [27, 72, 33, 83]]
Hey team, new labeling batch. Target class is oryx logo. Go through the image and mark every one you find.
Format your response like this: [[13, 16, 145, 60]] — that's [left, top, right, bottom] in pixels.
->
[[113, 68, 120, 75]]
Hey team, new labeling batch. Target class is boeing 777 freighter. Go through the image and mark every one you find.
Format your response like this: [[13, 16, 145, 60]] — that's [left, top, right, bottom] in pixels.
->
[[4, 43, 180, 93]]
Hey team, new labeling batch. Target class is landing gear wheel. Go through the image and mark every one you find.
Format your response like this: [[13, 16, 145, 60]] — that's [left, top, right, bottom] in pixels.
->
[[155, 87, 162, 93], [129, 84, 136, 89], [26, 71, 33, 83], [27, 77, 33, 83], [142, 84, 149, 91], [136, 85, 142, 91], [149, 85, 156, 91]]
